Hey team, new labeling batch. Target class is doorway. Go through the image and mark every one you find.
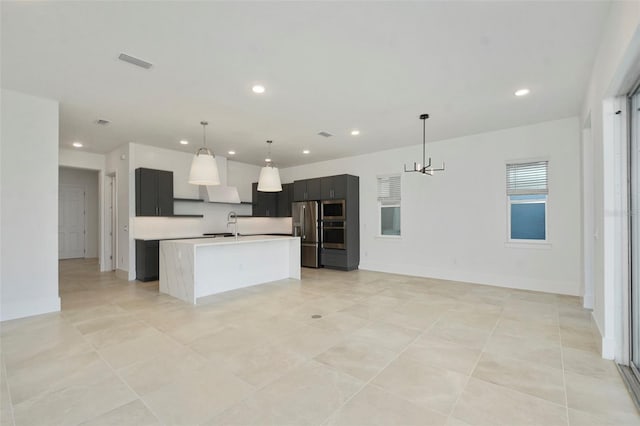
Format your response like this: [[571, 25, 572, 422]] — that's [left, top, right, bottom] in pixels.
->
[[106, 173, 117, 271], [59, 184, 86, 259]]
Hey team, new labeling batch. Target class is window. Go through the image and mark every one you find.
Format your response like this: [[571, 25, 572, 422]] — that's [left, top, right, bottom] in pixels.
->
[[506, 161, 548, 241], [377, 175, 401, 236]]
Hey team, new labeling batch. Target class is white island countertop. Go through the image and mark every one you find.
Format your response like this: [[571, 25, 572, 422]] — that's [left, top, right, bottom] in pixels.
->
[[159, 235, 300, 304], [166, 235, 297, 247]]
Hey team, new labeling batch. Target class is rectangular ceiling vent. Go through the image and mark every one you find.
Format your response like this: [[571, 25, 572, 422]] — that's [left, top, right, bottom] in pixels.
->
[[317, 131, 333, 138], [95, 119, 111, 126], [118, 53, 153, 69]]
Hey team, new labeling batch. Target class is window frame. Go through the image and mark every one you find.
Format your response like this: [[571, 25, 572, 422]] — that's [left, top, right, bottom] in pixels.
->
[[377, 174, 402, 238], [505, 159, 550, 244]]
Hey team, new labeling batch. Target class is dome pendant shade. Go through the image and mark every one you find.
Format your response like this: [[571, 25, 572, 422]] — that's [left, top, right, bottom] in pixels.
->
[[189, 120, 220, 186], [257, 165, 282, 192], [189, 148, 220, 185]]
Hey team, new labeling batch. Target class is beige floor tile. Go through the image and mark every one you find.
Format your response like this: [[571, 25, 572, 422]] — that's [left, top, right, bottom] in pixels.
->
[[141, 364, 254, 425], [315, 336, 399, 381], [403, 334, 482, 375], [82, 319, 160, 349], [484, 333, 563, 369], [12, 372, 136, 426], [472, 352, 565, 405], [7, 351, 111, 405], [188, 325, 271, 364], [451, 377, 567, 426], [98, 330, 187, 370], [118, 347, 208, 395], [565, 370, 638, 416], [372, 353, 468, 414], [493, 317, 560, 342], [5, 259, 637, 426], [426, 321, 493, 350], [1, 362, 14, 426], [79, 400, 161, 426], [209, 360, 363, 426], [568, 407, 640, 426], [275, 324, 349, 358], [562, 346, 619, 379], [437, 310, 500, 331], [560, 327, 599, 353], [350, 320, 420, 351], [310, 311, 370, 334], [326, 384, 447, 426], [225, 343, 307, 387]]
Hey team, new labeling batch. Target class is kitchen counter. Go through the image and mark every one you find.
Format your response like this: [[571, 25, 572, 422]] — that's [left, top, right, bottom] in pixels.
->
[[159, 235, 300, 304]]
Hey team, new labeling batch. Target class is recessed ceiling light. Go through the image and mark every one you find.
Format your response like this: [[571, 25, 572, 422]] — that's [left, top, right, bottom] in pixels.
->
[[351, 129, 360, 136], [180, 140, 189, 145], [72, 142, 83, 148], [303, 150, 310, 154], [514, 88, 530, 97], [228, 150, 236, 155], [252, 85, 266, 94]]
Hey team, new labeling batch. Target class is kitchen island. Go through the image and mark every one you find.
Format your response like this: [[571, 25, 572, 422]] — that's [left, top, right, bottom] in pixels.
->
[[159, 235, 300, 304]]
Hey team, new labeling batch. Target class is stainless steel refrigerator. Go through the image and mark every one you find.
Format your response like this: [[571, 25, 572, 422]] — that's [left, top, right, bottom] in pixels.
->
[[292, 201, 319, 268]]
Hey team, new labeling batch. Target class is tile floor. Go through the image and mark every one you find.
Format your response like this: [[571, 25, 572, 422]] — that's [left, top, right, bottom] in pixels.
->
[[1, 258, 639, 425]]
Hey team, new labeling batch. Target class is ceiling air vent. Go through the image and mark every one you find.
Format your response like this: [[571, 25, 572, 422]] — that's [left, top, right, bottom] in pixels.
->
[[118, 53, 153, 69], [317, 131, 333, 138], [95, 119, 111, 126]]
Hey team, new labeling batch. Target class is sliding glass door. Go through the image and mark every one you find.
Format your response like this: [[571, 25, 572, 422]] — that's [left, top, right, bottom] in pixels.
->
[[630, 88, 640, 378]]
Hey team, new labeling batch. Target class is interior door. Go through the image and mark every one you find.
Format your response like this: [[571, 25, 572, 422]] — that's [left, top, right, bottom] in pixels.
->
[[59, 185, 86, 259]]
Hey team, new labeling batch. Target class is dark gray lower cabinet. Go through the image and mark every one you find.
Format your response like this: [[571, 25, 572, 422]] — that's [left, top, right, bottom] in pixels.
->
[[136, 239, 159, 281], [321, 248, 358, 271]]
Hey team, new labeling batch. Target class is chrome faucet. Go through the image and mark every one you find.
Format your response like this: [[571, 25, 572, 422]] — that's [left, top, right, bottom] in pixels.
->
[[227, 211, 238, 240]]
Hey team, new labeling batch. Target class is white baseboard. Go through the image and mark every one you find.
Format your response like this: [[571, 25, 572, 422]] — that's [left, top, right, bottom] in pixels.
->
[[583, 293, 594, 309], [1, 296, 61, 322]]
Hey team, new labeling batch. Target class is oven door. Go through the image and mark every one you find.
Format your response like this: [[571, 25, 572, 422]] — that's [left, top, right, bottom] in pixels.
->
[[322, 222, 346, 249], [321, 200, 345, 220]]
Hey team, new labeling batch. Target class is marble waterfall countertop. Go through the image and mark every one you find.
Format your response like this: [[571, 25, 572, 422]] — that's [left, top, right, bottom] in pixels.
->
[[159, 235, 301, 304]]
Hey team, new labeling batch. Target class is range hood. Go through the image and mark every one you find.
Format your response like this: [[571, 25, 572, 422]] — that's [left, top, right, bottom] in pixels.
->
[[199, 185, 240, 204], [198, 155, 241, 204]]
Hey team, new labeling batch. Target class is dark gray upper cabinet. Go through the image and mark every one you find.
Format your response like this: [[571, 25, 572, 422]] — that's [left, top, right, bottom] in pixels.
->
[[252, 182, 277, 217], [136, 168, 174, 216], [320, 175, 348, 200], [293, 178, 321, 201], [277, 183, 294, 217]]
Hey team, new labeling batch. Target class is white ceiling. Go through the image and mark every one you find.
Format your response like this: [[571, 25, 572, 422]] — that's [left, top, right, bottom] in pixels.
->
[[1, 1, 610, 167]]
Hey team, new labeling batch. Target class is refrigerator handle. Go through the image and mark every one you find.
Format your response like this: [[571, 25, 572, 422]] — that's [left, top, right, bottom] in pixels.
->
[[302, 205, 306, 239]]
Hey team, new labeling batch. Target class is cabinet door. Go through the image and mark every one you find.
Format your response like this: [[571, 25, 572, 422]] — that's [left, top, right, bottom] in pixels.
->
[[157, 170, 174, 216], [320, 176, 333, 200], [136, 168, 158, 216], [293, 180, 307, 201], [331, 175, 348, 199], [278, 183, 293, 217], [306, 178, 322, 200]]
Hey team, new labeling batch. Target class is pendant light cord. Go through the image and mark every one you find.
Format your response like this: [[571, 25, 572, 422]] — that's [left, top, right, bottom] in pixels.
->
[[422, 116, 426, 171]]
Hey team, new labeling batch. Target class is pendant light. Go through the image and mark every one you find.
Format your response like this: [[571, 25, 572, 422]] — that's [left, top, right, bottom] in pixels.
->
[[404, 114, 445, 176], [189, 121, 220, 185], [257, 140, 282, 192]]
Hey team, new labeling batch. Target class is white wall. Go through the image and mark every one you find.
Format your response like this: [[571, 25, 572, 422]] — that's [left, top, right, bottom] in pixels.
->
[[59, 167, 100, 258], [1, 89, 60, 321], [581, 1, 640, 358], [281, 117, 582, 295]]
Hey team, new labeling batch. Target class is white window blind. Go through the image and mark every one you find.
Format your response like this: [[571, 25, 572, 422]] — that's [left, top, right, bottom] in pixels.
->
[[377, 175, 401, 206], [506, 161, 548, 195]]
